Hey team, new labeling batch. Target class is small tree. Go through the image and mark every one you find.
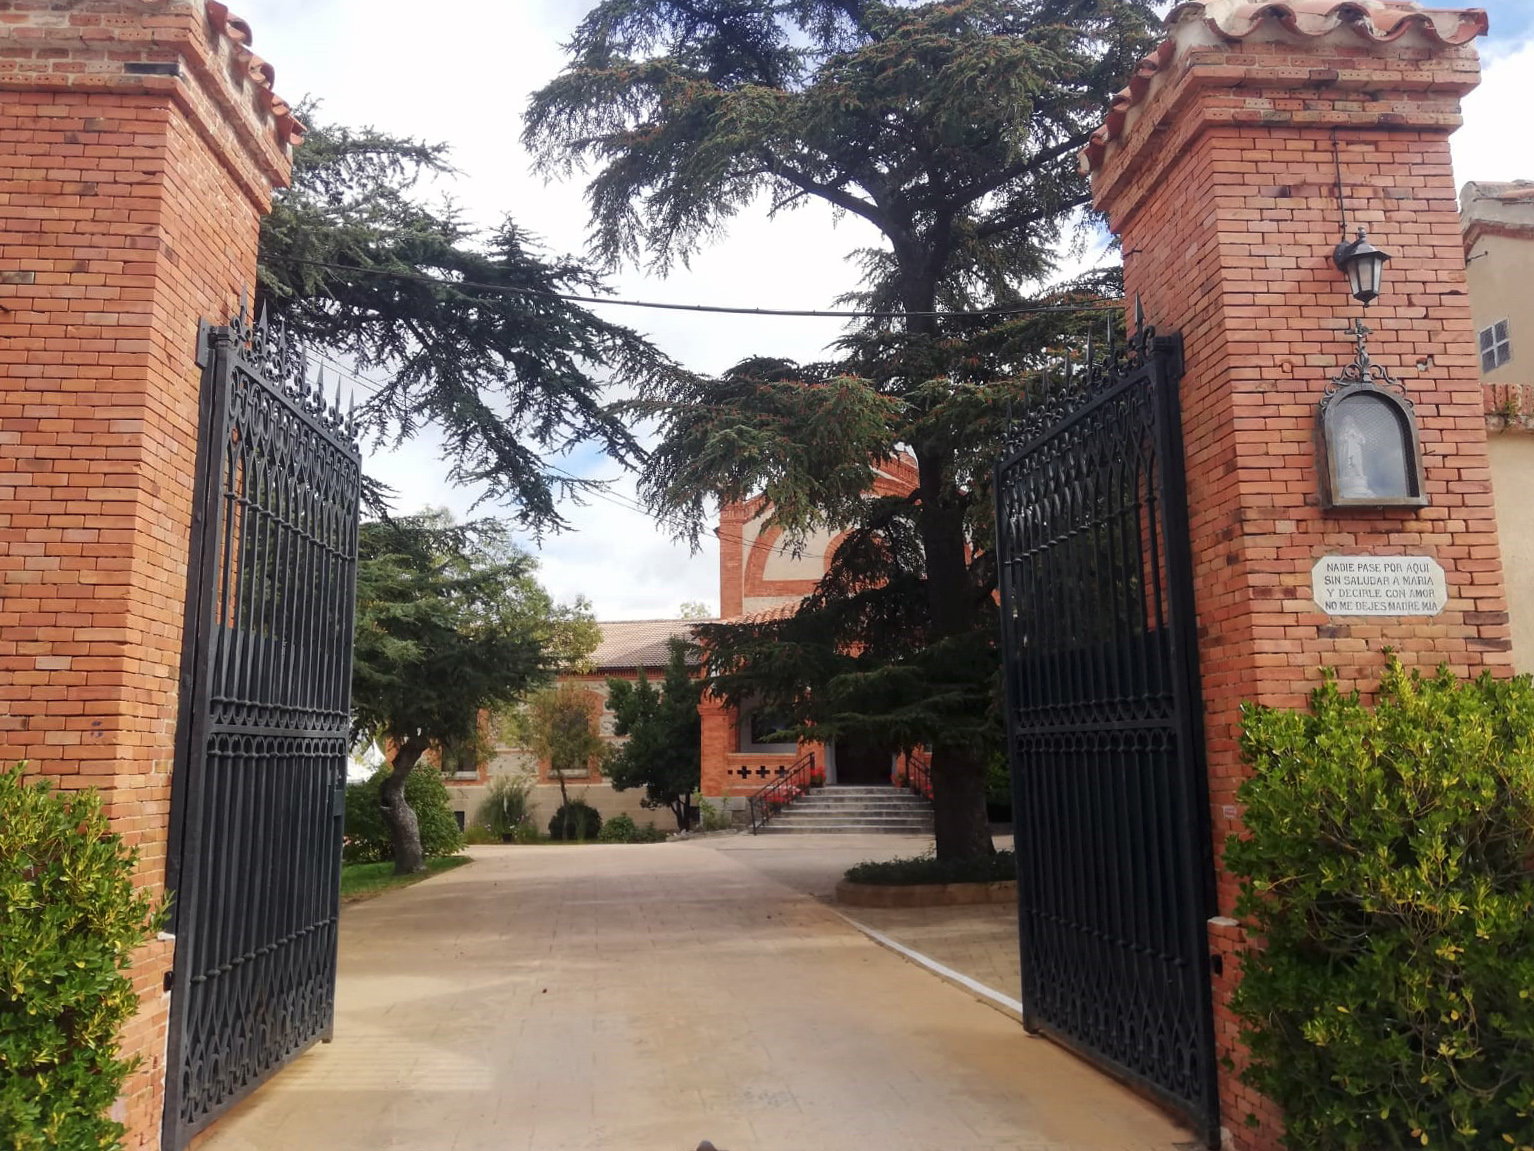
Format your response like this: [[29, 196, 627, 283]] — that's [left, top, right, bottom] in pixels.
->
[[351, 512, 597, 873], [605, 637, 703, 830], [525, 682, 609, 837]]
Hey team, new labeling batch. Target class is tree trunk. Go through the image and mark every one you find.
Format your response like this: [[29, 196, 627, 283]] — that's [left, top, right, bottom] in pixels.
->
[[930, 743, 994, 861], [380, 738, 428, 876], [553, 769, 571, 837], [903, 269, 996, 863]]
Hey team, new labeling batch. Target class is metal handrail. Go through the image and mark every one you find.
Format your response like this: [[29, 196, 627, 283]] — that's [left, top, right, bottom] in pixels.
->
[[903, 749, 933, 801], [746, 750, 819, 833]]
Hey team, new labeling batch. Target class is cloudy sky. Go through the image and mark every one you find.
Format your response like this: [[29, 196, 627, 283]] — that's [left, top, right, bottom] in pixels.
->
[[234, 0, 1534, 621]]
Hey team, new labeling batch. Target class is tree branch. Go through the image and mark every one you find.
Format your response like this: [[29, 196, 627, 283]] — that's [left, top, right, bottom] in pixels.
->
[[975, 191, 1094, 241], [960, 129, 1098, 204], [762, 155, 885, 227]]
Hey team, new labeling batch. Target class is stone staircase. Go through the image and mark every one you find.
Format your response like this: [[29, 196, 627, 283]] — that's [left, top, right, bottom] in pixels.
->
[[759, 785, 934, 835]]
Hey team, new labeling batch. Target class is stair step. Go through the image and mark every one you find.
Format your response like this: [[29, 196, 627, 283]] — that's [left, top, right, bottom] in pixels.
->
[[761, 823, 933, 835], [767, 822, 932, 828], [772, 811, 931, 821], [749, 783, 933, 835]]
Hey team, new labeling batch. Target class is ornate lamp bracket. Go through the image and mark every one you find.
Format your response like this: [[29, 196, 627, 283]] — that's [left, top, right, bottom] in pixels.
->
[[1316, 319, 1427, 510], [1319, 318, 1412, 411]]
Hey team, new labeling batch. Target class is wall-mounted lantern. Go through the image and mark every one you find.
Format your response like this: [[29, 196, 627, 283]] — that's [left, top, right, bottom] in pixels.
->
[[1333, 226, 1391, 305], [1318, 320, 1427, 509]]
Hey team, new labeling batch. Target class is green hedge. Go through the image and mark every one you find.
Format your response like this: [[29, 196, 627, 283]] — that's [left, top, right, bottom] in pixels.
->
[[597, 814, 666, 843], [547, 799, 602, 842], [844, 850, 1015, 886], [0, 765, 160, 1150], [1229, 660, 1534, 1150], [344, 763, 463, 864]]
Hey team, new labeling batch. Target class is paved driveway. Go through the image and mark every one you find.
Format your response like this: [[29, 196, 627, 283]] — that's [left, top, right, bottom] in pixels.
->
[[199, 841, 1194, 1151]]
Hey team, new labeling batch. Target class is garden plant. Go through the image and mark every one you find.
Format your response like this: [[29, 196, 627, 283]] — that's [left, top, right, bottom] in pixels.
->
[[1229, 659, 1534, 1150], [0, 765, 160, 1150]]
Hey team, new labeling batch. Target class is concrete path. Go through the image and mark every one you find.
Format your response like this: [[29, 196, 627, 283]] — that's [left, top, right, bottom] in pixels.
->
[[708, 833, 1024, 1011], [199, 841, 1194, 1151]]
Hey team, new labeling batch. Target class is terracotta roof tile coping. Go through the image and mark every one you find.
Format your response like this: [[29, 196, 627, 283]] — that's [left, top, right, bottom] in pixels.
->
[[1080, 0, 1488, 175], [205, 1, 305, 147], [723, 602, 801, 627]]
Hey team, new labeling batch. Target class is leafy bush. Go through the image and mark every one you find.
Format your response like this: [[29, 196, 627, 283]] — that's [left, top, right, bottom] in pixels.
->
[[345, 763, 464, 864], [476, 773, 536, 839], [598, 814, 638, 842], [1229, 660, 1534, 1151], [0, 765, 160, 1150], [548, 799, 603, 842], [844, 849, 1015, 886], [598, 814, 667, 843], [696, 795, 734, 832]]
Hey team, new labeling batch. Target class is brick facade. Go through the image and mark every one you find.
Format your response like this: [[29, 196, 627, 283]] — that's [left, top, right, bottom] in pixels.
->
[[704, 456, 921, 799], [1084, 4, 1503, 1147], [0, 3, 293, 1146]]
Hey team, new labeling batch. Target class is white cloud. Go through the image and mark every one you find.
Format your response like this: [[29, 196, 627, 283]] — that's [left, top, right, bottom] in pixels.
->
[[1451, 34, 1534, 188], [238, 1, 1533, 620]]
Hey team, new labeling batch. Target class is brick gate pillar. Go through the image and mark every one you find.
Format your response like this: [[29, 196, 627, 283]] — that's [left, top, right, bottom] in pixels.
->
[[0, 3, 296, 1146], [1082, 2, 1501, 1147]]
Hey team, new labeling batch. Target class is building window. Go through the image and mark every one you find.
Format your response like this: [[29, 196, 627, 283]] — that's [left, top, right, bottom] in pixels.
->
[[438, 737, 481, 778], [739, 706, 796, 752], [1480, 320, 1512, 373]]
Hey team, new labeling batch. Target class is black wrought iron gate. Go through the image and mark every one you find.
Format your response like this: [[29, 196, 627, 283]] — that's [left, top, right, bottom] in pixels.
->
[[163, 307, 362, 1149], [994, 320, 1219, 1145]]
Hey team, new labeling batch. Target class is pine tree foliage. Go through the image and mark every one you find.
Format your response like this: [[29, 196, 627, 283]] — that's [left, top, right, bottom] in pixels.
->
[[605, 637, 705, 830], [257, 110, 683, 530], [528, 0, 1155, 860]]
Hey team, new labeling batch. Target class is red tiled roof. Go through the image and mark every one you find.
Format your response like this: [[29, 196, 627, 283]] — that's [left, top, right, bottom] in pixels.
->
[[204, 2, 305, 147], [589, 619, 710, 670], [726, 602, 800, 627], [1081, 1, 1488, 174], [1170, 0, 1486, 44]]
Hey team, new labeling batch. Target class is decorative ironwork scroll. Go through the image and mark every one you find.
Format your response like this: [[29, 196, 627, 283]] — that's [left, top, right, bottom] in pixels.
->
[[1003, 294, 1176, 454], [1317, 318, 1427, 508], [993, 322, 1220, 1146], [162, 302, 362, 1149]]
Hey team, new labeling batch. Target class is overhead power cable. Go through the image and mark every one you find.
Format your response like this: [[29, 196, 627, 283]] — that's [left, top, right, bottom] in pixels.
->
[[288, 257, 1125, 321], [314, 350, 765, 549]]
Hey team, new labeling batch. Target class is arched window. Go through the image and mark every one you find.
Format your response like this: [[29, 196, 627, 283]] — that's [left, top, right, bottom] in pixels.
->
[[1318, 381, 1426, 509]]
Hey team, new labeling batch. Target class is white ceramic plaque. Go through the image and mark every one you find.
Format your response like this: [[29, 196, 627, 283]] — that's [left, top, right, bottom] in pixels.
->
[[1312, 555, 1447, 617]]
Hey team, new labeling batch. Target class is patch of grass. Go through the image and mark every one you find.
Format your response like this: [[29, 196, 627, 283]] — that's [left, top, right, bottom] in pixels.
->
[[844, 850, 1016, 887], [340, 855, 472, 904]]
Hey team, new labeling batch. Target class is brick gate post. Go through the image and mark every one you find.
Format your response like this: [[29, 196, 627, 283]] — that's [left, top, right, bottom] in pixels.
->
[[1082, 3, 1502, 1147], [0, 3, 296, 1146]]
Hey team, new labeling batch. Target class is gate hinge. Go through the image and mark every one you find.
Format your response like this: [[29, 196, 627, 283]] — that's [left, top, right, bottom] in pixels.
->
[[195, 321, 211, 369], [333, 786, 346, 819], [1152, 332, 1185, 381]]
